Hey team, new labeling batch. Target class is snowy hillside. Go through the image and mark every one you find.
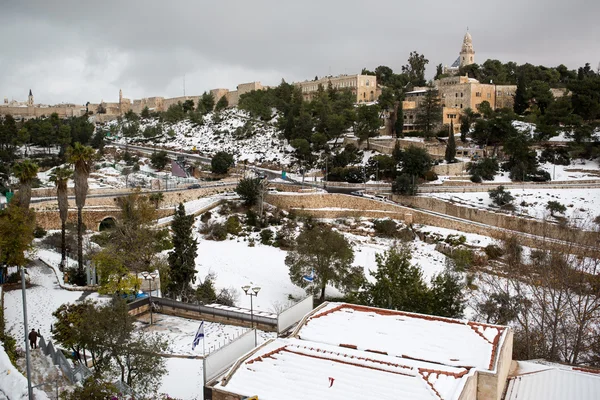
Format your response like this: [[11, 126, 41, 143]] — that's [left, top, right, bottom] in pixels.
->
[[106, 109, 295, 166]]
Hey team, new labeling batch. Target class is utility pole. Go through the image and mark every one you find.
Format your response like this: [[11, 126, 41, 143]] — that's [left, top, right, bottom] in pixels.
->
[[21, 267, 33, 399]]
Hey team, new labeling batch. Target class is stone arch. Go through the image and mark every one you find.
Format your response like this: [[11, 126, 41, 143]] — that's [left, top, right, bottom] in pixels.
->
[[98, 216, 117, 231]]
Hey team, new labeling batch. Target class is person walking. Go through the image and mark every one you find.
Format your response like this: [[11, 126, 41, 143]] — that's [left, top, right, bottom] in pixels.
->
[[28, 328, 38, 349]]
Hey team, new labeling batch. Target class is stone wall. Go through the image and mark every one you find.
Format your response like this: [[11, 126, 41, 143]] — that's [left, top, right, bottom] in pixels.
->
[[432, 161, 468, 176], [155, 305, 276, 332], [393, 195, 600, 244], [477, 330, 513, 400], [0, 105, 86, 119], [35, 208, 173, 231]]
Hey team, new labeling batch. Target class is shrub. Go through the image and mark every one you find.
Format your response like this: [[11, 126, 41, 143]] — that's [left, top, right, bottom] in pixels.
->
[[448, 248, 474, 272], [150, 151, 169, 170], [33, 226, 47, 238], [546, 201, 567, 216], [392, 173, 417, 196], [445, 234, 467, 246], [470, 174, 482, 183], [467, 158, 499, 181], [200, 211, 212, 223], [484, 244, 504, 260], [6, 271, 20, 284], [260, 229, 274, 245], [206, 223, 227, 241], [245, 210, 258, 227], [488, 186, 515, 208], [41, 231, 77, 253], [236, 177, 262, 206], [216, 287, 238, 307], [211, 152, 235, 174], [423, 170, 438, 182], [373, 219, 398, 237], [225, 216, 242, 235]]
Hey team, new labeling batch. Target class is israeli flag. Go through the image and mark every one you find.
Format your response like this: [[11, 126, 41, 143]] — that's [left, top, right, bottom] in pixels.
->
[[192, 321, 205, 350], [302, 269, 315, 282]]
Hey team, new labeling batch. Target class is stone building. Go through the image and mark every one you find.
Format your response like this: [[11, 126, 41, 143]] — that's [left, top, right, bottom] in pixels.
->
[[444, 30, 476, 75], [296, 74, 379, 103]]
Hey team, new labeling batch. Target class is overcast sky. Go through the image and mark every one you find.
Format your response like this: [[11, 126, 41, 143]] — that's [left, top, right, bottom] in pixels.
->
[[1, 0, 598, 105]]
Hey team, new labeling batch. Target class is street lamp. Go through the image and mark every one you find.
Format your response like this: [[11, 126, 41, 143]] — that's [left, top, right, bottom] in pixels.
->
[[242, 285, 261, 345], [141, 271, 158, 325]]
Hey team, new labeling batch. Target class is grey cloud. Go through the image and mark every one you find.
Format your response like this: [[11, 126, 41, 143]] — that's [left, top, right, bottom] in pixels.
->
[[1, 0, 599, 105]]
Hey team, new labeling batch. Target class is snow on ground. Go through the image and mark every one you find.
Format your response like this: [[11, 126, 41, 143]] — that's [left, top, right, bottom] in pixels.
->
[[136, 314, 274, 356], [423, 188, 600, 227], [157, 196, 224, 225], [3, 261, 102, 345], [538, 157, 600, 181], [107, 109, 294, 165], [159, 358, 204, 400], [193, 239, 307, 313], [0, 343, 50, 400]]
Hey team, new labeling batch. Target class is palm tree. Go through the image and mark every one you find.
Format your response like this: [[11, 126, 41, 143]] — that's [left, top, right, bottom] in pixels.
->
[[50, 166, 73, 270], [67, 143, 96, 281], [13, 159, 39, 209]]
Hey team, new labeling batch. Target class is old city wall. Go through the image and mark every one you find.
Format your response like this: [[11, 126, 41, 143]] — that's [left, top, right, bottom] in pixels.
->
[[394, 195, 600, 244], [0, 106, 85, 119]]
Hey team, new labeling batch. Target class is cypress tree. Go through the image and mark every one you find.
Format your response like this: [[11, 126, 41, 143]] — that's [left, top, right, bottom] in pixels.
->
[[167, 203, 198, 300], [445, 121, 456, 163], [394, 103, 404, 137], [513, 75, 529, 115]]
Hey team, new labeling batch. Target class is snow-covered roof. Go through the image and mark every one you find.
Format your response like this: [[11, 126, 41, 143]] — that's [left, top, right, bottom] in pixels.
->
[[505, 361, 600, 400], [216, 337, 475, 400], [293, 303, 508, 372]]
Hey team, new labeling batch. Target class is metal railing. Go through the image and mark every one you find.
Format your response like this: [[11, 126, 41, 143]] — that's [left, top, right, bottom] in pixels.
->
[[128, 297, 278, 327]]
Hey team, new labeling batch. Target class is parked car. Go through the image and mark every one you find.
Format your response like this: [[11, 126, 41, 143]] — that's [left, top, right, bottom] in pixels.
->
[[350, 191, 364, 197], [187, 184, 202, 189]]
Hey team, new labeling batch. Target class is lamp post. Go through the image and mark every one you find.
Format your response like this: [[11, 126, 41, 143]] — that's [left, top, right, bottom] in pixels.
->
[[21, 266, 33, 399], [242, 285, 261, 345], [141, 271, 158, 325]]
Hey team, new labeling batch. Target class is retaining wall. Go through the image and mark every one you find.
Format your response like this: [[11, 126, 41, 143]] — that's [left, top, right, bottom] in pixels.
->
[[394, 195, 600, 245]]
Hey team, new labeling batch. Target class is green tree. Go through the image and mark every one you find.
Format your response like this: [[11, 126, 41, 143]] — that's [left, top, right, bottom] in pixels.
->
[[62, 377, 117, 400], [355, 104, 381, 148], [546, 201, 566, 216], [402, 51, 429, 86], [513, 74, 530, 115], [163, 102, 186, 123], [235, 177, 261, 206], [211, 151, 235, 174], [52, 301, 95, 364], [151, 150, 170, 170], [199, 92, 216, 112], [467, 157, 499, 181], [415, 84, 442, 139], [182, 99, 195, 113], [392, 173, 417, 195], [394, 102, 404, 137], [459, 107, 478, 142], [215, 95, 229, 112], [530, 80, 554, 115], [13, 159, 39, 209], [360, 246, 430, 313], [148, 192, 164, 209], [434, 63, 444, 80], [429, 271, 465, 318], [399, 145, 432, 178], [285, 224, 362, 301], [445, 121, 456, 163], [141, 106, 151, 119], [166, 203, 198, 301], [0, 205, 36, 282], [49, 166, 72, 268], [93, 192, 171, 293], [489, 186, 515, 207], [67, 143, 96, 284]]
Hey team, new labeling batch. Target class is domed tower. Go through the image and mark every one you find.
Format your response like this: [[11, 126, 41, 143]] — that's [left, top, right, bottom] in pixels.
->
[[459, 30, 475, 68], [27, 89, 34, 107]]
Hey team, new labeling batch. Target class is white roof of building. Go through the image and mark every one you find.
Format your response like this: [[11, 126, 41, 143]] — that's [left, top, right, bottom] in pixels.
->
[[216, 337, 475, 400], [505, 361, 600, 400], [293, 303, 508, 372]]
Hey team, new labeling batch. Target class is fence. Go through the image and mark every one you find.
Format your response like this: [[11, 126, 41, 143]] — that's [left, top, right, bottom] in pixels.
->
[[128, 297, 278, 328]]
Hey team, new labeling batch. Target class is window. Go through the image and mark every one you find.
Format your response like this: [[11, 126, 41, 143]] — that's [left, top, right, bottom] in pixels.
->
[[487, 93, 491, 99], [475, 92, 481, 97], [461, 93, 463, 98], [455, 93, 458, 98], [460, 104, 463, 108], [366, 80, 370, 86]]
